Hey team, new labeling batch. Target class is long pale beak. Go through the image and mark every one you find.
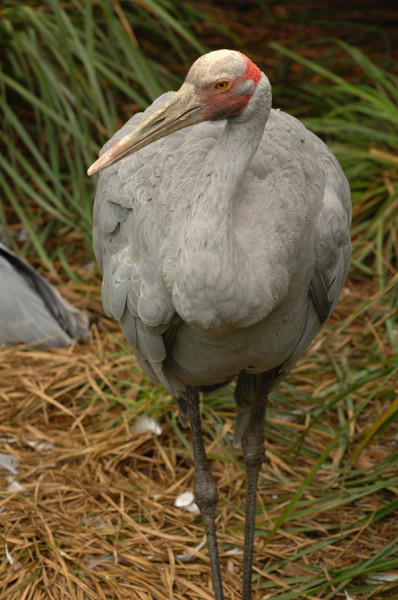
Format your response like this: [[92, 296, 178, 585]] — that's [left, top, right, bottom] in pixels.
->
[[87, 84, 204, 176]]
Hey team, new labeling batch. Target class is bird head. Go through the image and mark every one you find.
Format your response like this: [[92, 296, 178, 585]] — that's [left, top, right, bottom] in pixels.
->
[[87, 50, 263, 176]]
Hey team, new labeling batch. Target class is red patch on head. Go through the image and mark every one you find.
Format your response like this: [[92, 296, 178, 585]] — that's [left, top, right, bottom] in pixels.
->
[[200, 54, 262, 121], [243, 55, 261, 87]]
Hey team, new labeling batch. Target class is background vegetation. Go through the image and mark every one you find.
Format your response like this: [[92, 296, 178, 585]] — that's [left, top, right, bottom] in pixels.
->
[[0, 1, 397, 599]]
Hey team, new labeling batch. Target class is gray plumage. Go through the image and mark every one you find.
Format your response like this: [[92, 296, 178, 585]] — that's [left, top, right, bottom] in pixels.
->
[[0, 243, 89, 347], [89, 50, 351, 599], [93, 69, 350, 441]]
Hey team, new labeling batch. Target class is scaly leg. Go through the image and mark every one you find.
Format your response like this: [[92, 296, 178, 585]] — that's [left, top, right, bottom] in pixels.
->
[[186, 385, 224, 600], [240, 376, 268, 600]]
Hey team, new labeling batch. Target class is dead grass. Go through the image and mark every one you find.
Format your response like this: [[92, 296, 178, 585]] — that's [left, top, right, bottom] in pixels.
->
[[0, 269, 397, 600], [1, 2, 397, 597]]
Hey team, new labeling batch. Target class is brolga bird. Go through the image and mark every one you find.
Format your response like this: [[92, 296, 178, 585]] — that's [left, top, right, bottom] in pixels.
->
[[88, 50, 351, 600]]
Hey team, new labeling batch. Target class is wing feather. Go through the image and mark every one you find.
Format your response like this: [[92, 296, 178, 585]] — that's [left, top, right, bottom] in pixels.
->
[[93, 93, 198, 394], [0, 244, 89, 347], [266, 153, 351, 388]]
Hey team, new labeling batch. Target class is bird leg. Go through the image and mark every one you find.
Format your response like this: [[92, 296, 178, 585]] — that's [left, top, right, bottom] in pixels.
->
[[240, 376, 269, 600], [186, 385, 224, 600], [175, 394, 190, 428]]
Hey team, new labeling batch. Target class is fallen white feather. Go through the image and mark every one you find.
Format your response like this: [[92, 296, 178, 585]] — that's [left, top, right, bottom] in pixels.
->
[[176, 538, 207, 562], [0, 453, 18, 475], [366, 573, 398, 584], [174, 491, 199, 514], [225, 547, 244, 556], [132, 416, 162, 436], [4, 543, 21, 570], [185, 502, 200, 515], [174, 491, 195, 508], [23, 437, 54, 451], [6, 476, 25, 493]]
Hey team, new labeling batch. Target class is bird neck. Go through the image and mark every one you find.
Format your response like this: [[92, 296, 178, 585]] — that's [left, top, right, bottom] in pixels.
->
[[173, 76, 272, 329], [183, 75, 271, 245]]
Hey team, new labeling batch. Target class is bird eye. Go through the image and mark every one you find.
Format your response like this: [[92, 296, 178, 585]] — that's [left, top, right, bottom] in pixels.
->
[[214, 80, 229, 91]]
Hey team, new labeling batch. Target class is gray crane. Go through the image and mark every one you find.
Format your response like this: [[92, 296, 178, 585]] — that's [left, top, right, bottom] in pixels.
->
[[0, 243, 89, 347], [88, 49, 351, 600]]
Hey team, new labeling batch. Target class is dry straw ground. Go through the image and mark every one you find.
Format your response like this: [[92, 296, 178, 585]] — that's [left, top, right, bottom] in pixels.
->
[[0, 267, 397, 600], [1, 3, 397, 598]]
